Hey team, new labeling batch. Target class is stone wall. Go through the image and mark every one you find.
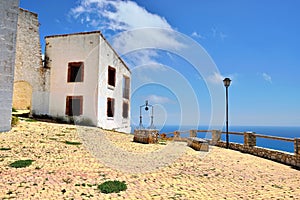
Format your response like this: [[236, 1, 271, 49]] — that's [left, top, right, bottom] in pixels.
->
[[134, 129, 159, 144], [13, 8, 49, 114], [163, 130, 300, 167], [210, 131, 300, 168], [215, 142, 297, 166], [0, 0, 20, 132]]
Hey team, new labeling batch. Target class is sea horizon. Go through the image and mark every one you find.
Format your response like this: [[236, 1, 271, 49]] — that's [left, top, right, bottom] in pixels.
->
[[131, 124, 300, 153]]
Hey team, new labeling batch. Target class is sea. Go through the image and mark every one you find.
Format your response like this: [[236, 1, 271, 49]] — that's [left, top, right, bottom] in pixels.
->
[[132, 125, 300, 153]]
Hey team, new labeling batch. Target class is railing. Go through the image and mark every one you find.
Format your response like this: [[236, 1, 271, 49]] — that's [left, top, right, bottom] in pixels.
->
[[159, 129, 300, 167], [220, 131, 244, 136], [253, 133, 294, 142], [160, 130, 296, 150]]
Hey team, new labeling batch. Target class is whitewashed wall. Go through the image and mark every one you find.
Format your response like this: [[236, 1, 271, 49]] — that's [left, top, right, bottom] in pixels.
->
[[0, 0, 19, 132], [45, 31, 131, 133], [46, 32, 100, 126], [97, 34, 131, 133]]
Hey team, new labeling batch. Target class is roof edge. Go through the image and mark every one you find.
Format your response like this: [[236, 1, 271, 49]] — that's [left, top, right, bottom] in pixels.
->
[[19, 8, 38, 17], [99, 32, 131, 73], [45, 31, 101, 39]]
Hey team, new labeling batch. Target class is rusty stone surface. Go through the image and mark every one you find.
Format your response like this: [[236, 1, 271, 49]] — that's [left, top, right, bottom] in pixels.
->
[[133, 129, 159, 144], [187, 137, 209, 152]]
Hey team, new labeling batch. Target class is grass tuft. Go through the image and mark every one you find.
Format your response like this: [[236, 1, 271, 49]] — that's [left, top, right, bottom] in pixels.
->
[[98, 180, 127, 194], [11, 116, 19, 126], [9, 159, 34, 168], [0, 147, 11, 151], [24, 118, 37, 122], [65, 141, 82, 145]]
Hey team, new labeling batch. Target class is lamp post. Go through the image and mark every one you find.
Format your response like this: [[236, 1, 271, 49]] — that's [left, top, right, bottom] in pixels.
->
[[223, 78, 231, 149]]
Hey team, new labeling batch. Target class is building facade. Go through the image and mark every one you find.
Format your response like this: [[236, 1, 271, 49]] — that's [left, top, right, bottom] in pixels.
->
[[45, 31, 131, 133], [1, 7, 131, 133], [0, 0, 20, 132]]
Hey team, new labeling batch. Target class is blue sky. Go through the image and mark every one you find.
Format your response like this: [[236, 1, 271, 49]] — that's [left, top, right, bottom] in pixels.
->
[[20, 0, 300, 128]]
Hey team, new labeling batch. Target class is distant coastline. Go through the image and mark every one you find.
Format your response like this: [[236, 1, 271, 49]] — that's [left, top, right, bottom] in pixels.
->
[[132, 125, 300, 153]]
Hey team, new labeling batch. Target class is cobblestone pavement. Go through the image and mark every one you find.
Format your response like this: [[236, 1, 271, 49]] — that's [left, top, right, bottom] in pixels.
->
[[1, 120, 300, 199]]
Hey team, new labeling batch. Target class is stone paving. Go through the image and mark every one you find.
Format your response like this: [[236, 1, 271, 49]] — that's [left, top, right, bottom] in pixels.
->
[[1, 120, 300, 199]]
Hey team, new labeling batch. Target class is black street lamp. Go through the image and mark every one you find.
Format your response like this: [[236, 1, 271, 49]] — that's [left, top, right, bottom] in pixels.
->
[[223, 78, 231, 149]]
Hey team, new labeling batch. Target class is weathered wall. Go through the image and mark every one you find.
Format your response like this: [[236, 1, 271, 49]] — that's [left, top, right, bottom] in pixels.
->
[[13, 81, 32, 109], [13, 8, 49, 114], [0, 0, 20, 132]]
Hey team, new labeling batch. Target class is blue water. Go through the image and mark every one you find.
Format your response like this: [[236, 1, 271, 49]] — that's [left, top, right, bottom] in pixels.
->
[[135, 125, 300, 153]]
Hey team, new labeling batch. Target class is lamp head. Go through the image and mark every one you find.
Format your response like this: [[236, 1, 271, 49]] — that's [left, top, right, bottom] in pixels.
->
[[223, 78, 231, 87]]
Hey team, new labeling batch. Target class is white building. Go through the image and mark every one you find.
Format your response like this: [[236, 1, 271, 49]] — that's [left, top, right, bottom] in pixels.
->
[[44, 31, 131, 133]]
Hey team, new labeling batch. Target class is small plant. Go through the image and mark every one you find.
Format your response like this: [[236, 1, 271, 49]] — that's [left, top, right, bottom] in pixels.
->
[[69, 117, 75, 125], [9, 159, 34, 168], [62, 178, 72, 184], [7, 190, 13, 195], [32, 114, 53, 120], [11, 116, 19, 126], [159, 141, 167, 145], [25, 118, 37, 122], [65, 141, 82, 145], [12, 108, 17, 112], [55, 116, 68, 124], [0, 147, 11, 151], [76, 118, 95, 126], [98, 180, 127, 194]]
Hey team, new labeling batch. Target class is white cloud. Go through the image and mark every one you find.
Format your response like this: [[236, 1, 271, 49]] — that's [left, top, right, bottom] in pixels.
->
[[211, 27, 227, 41], [191, 31, 204, 39], [70, 0, 182, 68], [207, 72, 224, 84], [206, 72, 238, 85], [132, 62, 168, 83], [70, 0, 171, 31], [262, 72, 272, 83], [111, 28, 186, 60], [146, 95, 173, 104], [124, 50, 159, 67], [220, 32, 228, 40]]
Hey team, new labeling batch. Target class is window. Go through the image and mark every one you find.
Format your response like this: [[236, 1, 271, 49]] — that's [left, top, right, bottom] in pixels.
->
[[108, 66, 116, 87], [107, 98, 115, 117], [122, 76, 130, 99], [122, 101, 129, 118], [68, 62, 84, 82], [66, 96, 83, 116]]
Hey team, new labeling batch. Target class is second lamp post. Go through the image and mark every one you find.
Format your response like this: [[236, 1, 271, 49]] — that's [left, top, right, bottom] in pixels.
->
[[223, 77, 231, 149]]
